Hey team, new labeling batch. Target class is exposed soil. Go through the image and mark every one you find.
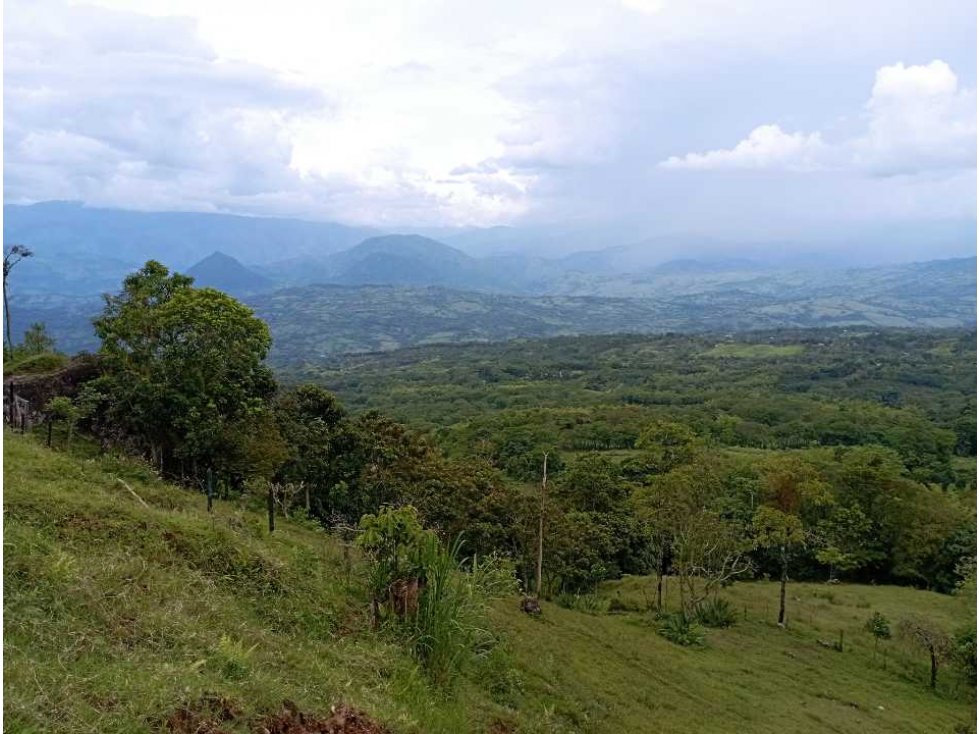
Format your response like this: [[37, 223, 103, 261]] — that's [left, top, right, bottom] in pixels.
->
[[162, 693, 240, 734], [158, 697, 388, 734], [256, 701, 390, 734]]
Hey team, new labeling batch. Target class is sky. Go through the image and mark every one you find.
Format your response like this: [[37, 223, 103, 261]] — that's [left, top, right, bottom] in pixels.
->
[[3, 0, 977, 248]]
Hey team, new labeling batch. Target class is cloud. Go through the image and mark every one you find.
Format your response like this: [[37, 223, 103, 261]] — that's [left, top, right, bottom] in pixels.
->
[[855, 60, 977, 175], [659, 60, 976, 177], [3, 0, 327, 214], [3, 0, 976, 234], [660, 125, 829, 171]]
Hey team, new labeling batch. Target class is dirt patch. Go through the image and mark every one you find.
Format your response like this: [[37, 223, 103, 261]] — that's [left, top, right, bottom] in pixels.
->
[[157, 698, 388, 734], [256, 701, 390, 734], [160, 693, 240, 734], [488, 719, 517, 734]]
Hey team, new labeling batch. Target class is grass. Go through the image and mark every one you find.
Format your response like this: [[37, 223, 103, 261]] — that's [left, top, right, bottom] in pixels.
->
[[703, 343, 806, 359], [4, 432, 975, 733]]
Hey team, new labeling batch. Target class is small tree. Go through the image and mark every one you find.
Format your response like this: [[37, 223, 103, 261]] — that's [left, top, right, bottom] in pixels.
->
[[752, 506, 805, 627], [753, 456, 828, 627], [358, 505, 430, 627], [899, 616, 952, 689], [21, 322, 56, 355], [864, 611, 892, 658], [672, 510, 752, 620], [44, 396, 81, 448]]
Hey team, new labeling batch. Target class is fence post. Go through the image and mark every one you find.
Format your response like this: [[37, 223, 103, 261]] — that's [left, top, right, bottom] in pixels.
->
[[206, 468, 214, 513], [267, 484, 275, 534]]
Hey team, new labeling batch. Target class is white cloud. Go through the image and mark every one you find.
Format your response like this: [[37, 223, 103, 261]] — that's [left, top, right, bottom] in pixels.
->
[[4, 0, 976, 230], [855, 60, 977, 175], [660, 60, 976, 177], [660, 124, 828, 171]]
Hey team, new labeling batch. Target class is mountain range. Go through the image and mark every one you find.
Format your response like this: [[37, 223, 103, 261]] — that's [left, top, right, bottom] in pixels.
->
[[4, 201, 975, 360]]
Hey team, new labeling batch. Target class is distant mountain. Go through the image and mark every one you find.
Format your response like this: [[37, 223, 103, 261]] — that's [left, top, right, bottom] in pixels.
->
[[3, 202, 378, 272], [265, 234, 534, 291], [328, 235, 477, 286], [248, 258, 976, 362], [186, 252, 274, 296], [15, 256, 975, 358]]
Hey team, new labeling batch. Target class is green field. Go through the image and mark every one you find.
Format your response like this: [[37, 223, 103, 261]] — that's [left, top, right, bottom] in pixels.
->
[[5, 433, 974, 733]]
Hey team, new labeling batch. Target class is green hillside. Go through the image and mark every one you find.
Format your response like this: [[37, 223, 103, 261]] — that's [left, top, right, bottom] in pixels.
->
[[4, 433, 974, 733]]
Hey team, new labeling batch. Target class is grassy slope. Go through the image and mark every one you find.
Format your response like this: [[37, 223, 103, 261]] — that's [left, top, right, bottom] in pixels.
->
[[4, 433, 975, 733]]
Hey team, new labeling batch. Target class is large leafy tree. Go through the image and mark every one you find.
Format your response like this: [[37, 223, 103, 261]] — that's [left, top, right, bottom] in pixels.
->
[[93, 261, 276, 483], [274, 384, 362, 520]]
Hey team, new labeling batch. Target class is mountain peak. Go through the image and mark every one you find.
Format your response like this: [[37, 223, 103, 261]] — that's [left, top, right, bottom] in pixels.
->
[[186, 251, 273, 296]]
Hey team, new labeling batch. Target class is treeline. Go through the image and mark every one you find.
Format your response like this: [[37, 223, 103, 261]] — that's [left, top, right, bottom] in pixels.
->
[[286, 330, 977, 488], [20, 262, 977, 602]]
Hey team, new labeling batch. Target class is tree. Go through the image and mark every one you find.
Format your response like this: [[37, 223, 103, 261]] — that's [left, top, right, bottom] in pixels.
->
[[898, 616, 952, 689], [673, 509, 752, 621], [274, 384, 361, 521], [21, 322, 55, 355], [3, 244, 33, 348], [93, 261, 275, 484], [752, 505, 805, 627], [815, 504, 881, 581], [633, 458, 728, 612], [556, 453, 628, 513], [864, 611, 892, 659], [753, 456, 828, 626], [43, 396, 80, 447], [633, 458, 750, 617], [633, 420, 700, 475]]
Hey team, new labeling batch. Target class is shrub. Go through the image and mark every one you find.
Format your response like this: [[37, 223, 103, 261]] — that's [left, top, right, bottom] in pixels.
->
[[694, 597, 737, 628], [555, 592, 610, 614], [358, 507, 517, 687], [951, 628, 976, 679], [656, 613, 706, 647]]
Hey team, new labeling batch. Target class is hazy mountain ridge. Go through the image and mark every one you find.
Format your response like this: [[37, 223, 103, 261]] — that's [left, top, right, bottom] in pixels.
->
[[3, 201, 378, 269], [15, 256, 974, 360]]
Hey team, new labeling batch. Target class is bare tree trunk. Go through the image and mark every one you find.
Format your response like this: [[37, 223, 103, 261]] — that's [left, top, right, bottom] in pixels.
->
[[4, 276, 12, 349], [535, 452, 548, 599], [267, 484, 275, 533], [778, 547, 788, 626]]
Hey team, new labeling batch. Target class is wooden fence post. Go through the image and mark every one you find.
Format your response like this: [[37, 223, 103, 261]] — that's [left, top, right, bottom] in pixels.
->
[[267, 484, 275, 534]]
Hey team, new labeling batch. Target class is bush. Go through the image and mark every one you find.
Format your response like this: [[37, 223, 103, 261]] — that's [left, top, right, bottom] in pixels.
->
[[656, 613, 706, 647], [694, 598, 737, 628], [952, 628, 976, 679], [358, 507, 517, 687]]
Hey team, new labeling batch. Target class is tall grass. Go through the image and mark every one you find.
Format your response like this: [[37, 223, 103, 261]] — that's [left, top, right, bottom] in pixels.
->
[[404, 535, 515, 687]]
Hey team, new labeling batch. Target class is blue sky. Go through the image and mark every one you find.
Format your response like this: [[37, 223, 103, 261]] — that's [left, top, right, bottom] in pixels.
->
[[3, 0, 976, 250]]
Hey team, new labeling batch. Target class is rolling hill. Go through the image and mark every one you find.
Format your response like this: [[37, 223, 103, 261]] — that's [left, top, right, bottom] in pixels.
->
[[5, 432, 974, 733]]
